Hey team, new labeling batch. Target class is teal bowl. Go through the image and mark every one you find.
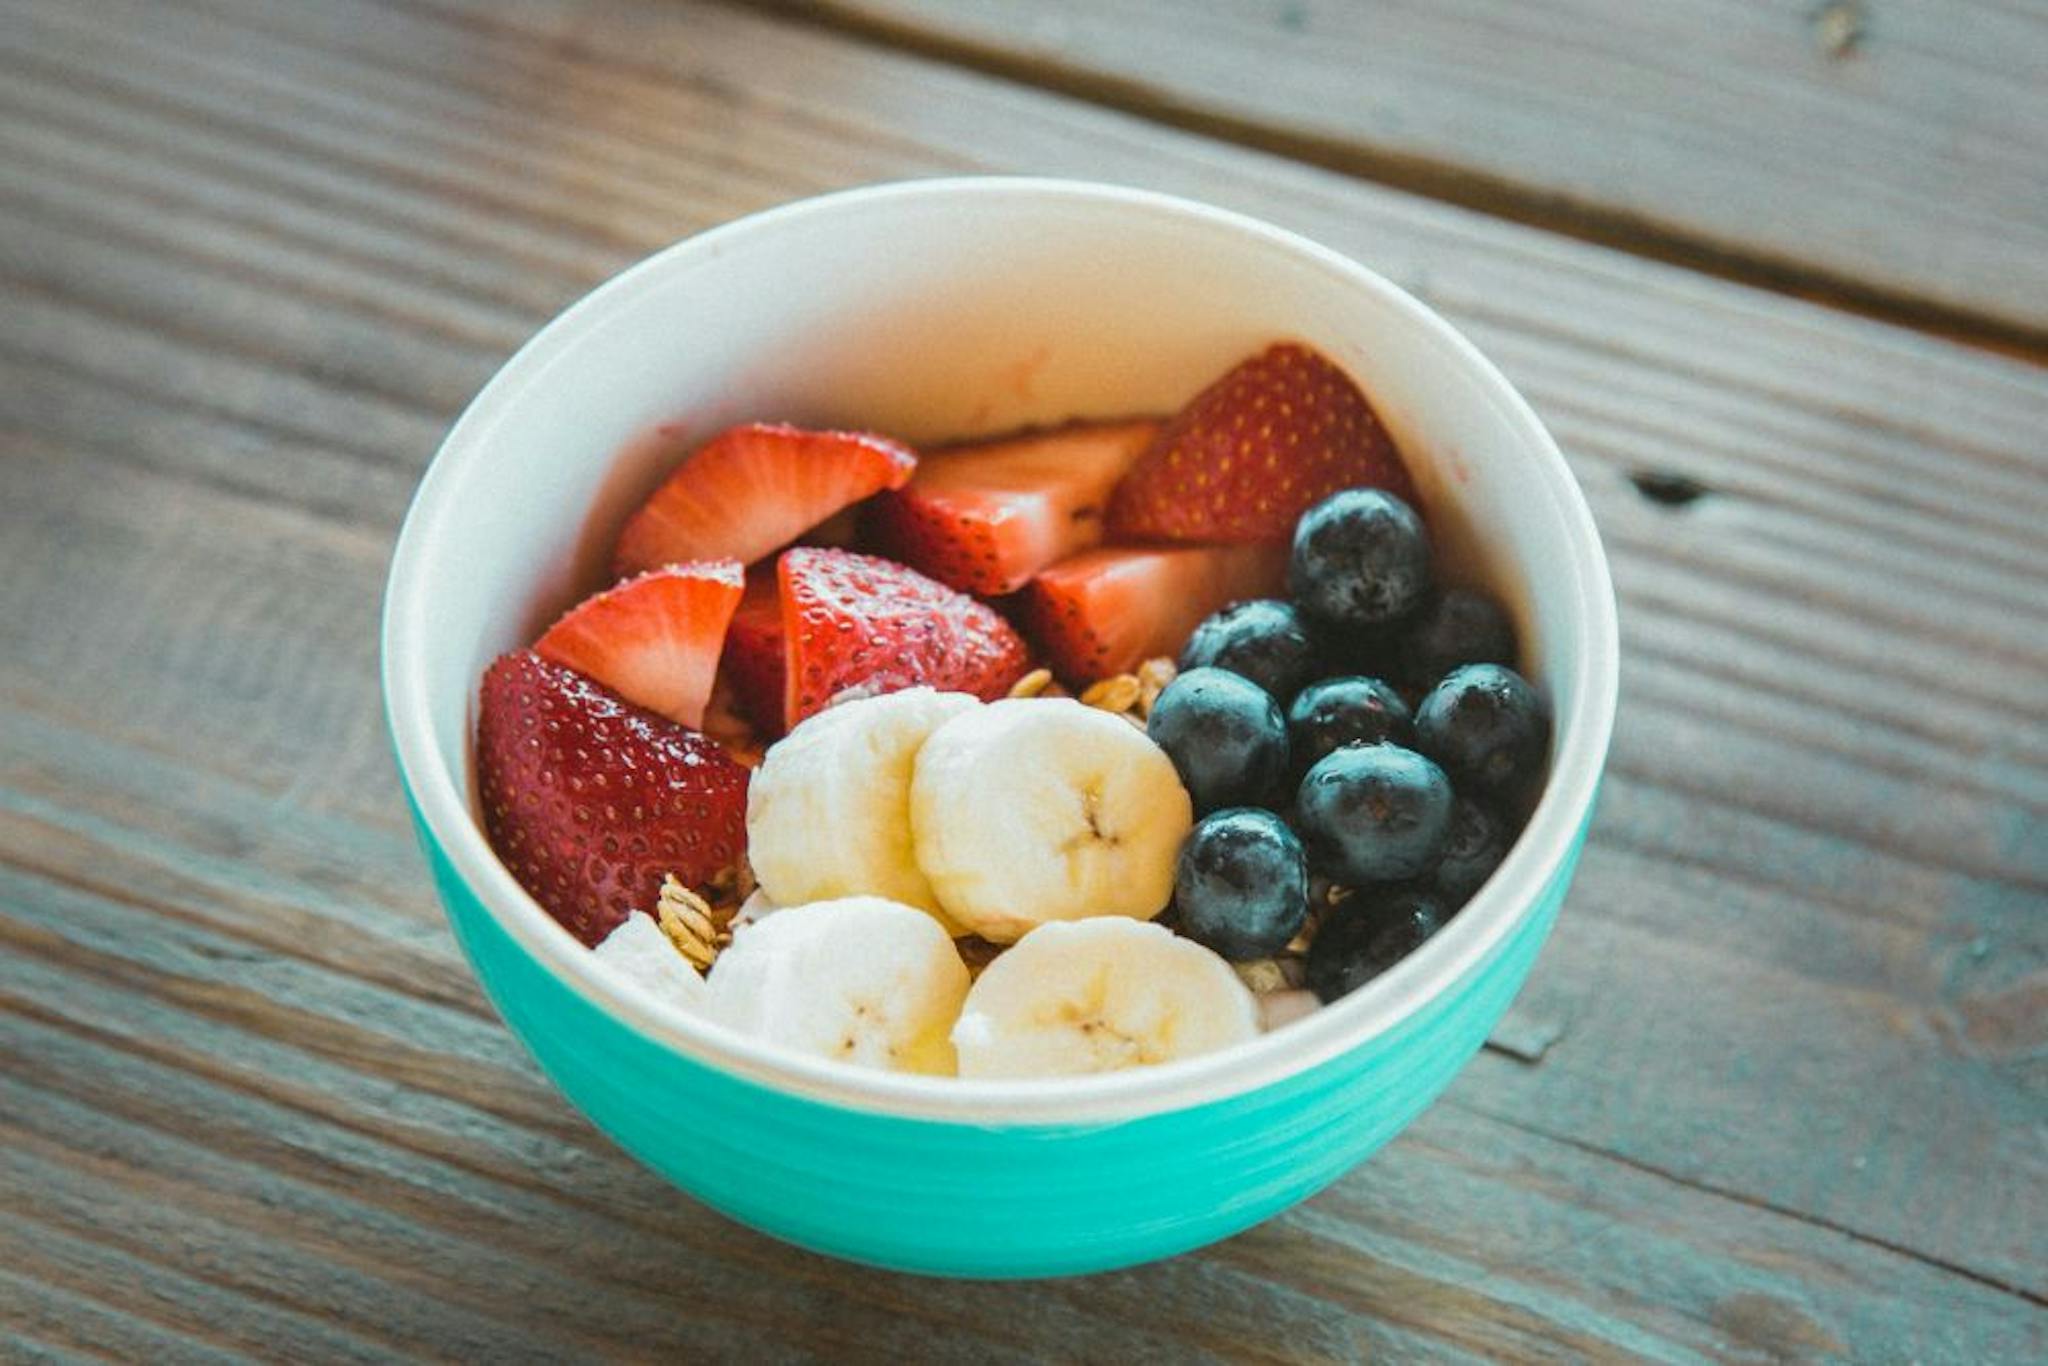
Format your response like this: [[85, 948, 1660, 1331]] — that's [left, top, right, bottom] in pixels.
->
[[383, 179, 1618, 1277]]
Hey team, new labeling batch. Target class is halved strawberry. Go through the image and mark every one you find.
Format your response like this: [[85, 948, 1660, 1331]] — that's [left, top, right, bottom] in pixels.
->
[[1108, 343, 1415, 543], [476, 651, 749, 946], [718, 567, 788, 738], [779, 547, 1030, 728], [1019, 542, 1289, 683], [613, 423, 917, 576], [865, 418, 1161, 595], [534, 560, 743, 729]]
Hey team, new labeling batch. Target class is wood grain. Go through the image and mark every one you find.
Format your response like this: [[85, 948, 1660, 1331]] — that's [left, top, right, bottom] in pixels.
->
[[2, 0, 2044, 1358], [777, 0, 2048, 349]]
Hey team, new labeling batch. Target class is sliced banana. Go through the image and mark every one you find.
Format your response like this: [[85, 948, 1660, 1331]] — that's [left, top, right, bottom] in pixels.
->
[[1258, 988, 1322, 1033], [592, 912, 707, 1012], [746, 688, 980, 934], [705, 896, 969, 1075], [950, 918, 1257, 1078], [909, 698, 1193, 942], [729, 887, 778, 930]]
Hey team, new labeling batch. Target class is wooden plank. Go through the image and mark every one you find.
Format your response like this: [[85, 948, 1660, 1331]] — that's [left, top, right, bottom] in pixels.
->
[[1, 0, 2043, 1355], [1, 1260, 252, 1366], [3, 1209, 395, 1366], [781, 0, 2048, 348]]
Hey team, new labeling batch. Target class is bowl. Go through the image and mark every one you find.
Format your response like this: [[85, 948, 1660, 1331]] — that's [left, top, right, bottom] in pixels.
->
[[382, 177, 1618, 1278]]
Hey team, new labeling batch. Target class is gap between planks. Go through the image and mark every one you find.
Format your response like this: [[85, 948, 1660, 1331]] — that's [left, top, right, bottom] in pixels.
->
[[1457, 1102, 2048, 1311], [730, 0, 2048, 362], [8, 1, 2039, 610]]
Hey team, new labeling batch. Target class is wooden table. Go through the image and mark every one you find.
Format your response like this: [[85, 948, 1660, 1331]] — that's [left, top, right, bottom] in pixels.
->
[[4, 1, 2043, 1359]]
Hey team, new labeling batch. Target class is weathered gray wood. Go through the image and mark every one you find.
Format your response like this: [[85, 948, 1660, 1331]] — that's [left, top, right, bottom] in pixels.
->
[[2, 0, 2045, 1357], [779, 0, 2048, 346], [1, 1260, 251, 1366]]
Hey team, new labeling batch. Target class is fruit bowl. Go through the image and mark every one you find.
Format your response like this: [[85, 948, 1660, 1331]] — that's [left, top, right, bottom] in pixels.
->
[[382, 178, 1618, 1277]]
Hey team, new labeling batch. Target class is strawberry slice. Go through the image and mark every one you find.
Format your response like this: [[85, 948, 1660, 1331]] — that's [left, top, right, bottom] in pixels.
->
[[718, 567, 788, 738], [1019, 543, 1289, 684], [865, 418, 1161, 595], [534, 561, 743, 729], [779, 547, 1030, 728], [476, 651, 749, 946], [1108, 343, 1415, 543], [613, 423, 917, 577]]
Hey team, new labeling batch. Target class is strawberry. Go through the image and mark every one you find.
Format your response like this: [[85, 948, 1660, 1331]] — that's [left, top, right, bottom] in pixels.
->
[[476, 651, 749, 946], [1019, 542, 1289, 684], [718, 568, 788, 738], [865, 418, 1161, 595], [778, 547, 1030, 727], [1108, 343, 1415, 543], [534, 560, 743, 729], [613, 423, 917, 577]]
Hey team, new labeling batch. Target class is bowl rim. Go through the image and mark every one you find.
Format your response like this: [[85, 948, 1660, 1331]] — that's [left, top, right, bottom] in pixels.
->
[[382, 176, 1619, 1125]]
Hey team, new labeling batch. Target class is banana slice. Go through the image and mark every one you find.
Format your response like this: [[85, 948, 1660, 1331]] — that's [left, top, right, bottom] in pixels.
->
[[746, 688, 981, 933], [730, 887, 778, 930], [1258, 988, 1322, 1033], [950, 918, 1257, 1078], [909, 698, 1193, 942], [705, 896, 969, 1075], [592, 912, 707, 1012]]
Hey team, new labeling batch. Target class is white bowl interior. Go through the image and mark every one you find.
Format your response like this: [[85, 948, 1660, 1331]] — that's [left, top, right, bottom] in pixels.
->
[[386, 179, 1616, 1122]]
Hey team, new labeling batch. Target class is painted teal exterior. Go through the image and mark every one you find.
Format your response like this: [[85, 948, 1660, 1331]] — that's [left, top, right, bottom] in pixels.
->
[[407, 794, 1587, 1279]]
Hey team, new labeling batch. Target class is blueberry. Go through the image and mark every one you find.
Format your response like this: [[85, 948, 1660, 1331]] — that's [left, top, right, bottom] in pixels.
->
[[1429, 796, 1510, 905], [1289, 489, 1431, 631], [1287, 676, 1412, 773], [1147, 667, 1288, 813], [1173, 808, 1310, 961], [1400, 589, 1517, 687], [1294, 743, 1453, 883], [1306, 887, 1447, 1002], [1179, 599, 1319, 704], [1415, 663, 1550, 801]]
